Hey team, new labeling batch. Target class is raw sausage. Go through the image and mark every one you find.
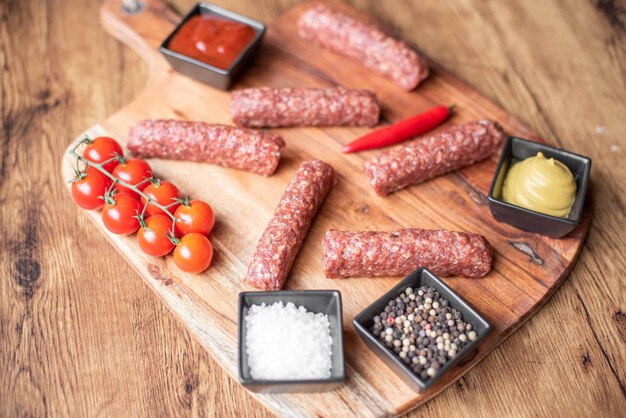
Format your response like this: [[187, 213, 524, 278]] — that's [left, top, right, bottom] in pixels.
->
[[322, 228, 492, 279], [245, 160, 336, 290], [364, 119, 504, 196], [127, 119, 285, 176], [297, 3, 429, 91], [231, 87, 380, 128]]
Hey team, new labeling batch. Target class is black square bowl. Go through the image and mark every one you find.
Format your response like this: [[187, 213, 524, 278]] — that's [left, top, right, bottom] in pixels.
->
[[353, 268, 491, 392], [160, 2, 266, 90], [238, 290, 345, 393], [488, 136, 592, 238]]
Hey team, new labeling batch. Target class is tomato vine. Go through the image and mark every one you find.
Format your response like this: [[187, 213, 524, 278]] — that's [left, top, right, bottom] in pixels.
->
[[69, 136, 179, 241]]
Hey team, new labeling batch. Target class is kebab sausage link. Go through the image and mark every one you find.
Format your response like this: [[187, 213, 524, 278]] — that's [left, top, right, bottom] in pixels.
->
[[245, 160, 336, 290], [127, 119, 285, 176], [364, 119, 505, 196], [297, 3, 429, 91], [231, 87, 380, 128], [322, 228, 493, 279]]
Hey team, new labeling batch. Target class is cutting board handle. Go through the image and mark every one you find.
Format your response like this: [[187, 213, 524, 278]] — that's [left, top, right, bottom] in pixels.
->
[[100, 0, 180, 75]]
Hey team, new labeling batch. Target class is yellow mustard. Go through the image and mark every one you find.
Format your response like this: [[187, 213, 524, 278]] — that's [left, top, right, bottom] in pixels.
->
[[502, 152, 576, 218]]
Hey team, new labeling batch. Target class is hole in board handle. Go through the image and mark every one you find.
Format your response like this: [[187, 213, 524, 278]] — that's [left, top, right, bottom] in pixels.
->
[[122, 0, 144, 14]]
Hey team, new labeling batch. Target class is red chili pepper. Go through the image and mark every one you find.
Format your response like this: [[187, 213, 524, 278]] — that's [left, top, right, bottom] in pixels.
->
[[342, 105, 454, 153]]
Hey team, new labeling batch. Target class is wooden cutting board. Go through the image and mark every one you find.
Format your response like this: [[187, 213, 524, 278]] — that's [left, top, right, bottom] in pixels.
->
[[61, 0, 592, 416]]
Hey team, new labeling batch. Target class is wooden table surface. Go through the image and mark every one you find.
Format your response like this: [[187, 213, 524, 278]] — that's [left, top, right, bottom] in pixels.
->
[[1, 0, 624, 416]]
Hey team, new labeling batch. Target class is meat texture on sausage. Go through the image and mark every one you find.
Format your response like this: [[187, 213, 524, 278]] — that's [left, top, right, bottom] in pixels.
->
[[322, 228, 493, 279], [364, 119, 505, 196], [245, 160, 336, 290], [127, 119, 285, 176], [231, 87, 380, 128], [297, 3, 429, 91]]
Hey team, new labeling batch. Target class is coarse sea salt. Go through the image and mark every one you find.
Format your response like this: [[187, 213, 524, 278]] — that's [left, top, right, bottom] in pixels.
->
[[245, 301, 333, 380]]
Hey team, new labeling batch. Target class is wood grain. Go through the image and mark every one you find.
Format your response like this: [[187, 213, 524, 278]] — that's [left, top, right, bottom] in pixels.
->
[[1, 0, 625, 417], [58, 0, 594, 415]]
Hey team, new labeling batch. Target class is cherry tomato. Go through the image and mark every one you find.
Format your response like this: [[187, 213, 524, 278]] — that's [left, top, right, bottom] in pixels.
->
[[174, 200, 215, 236], [102, 192, 142, 235], [137, 214, 175, 257], [173, 233, 213, 273], [71, 168, 111, 210], [141, 181, 181, 217], [83, 137, 123, 173], [112, 158, 152, 196]]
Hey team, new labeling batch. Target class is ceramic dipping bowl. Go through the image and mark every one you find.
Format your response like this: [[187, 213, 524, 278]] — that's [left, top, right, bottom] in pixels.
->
[[160, 2, 266, 90], [238, 289, 345, 393], [353, 268, 491, 392], [488, 136, 592, 238]]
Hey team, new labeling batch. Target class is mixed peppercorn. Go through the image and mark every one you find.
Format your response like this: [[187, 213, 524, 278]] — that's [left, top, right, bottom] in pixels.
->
[[370, 286, 477, 381]]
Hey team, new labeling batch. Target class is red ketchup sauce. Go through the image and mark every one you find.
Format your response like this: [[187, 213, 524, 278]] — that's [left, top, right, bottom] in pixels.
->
[[168, 14, 256, 70]]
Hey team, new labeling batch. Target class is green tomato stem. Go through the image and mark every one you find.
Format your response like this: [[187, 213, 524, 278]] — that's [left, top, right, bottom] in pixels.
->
[[70, 137, 179, 227]]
